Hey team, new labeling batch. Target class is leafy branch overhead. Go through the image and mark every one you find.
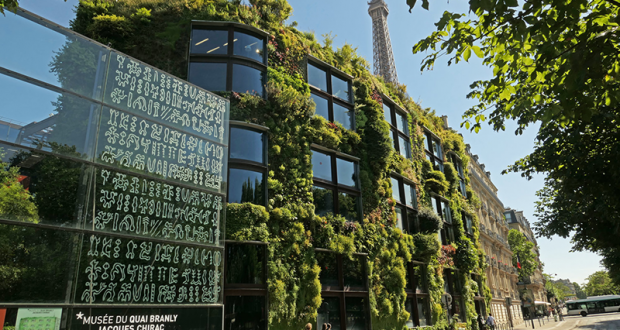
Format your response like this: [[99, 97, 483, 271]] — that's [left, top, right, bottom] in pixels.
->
[[407, 0, 620, 285]]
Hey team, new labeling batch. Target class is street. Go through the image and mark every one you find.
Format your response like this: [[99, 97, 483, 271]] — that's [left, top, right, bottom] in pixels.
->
[[514, 313, 620, 330]]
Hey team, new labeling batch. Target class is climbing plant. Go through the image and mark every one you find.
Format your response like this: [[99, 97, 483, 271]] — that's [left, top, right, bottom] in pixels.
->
[[70, 0, 491, 329]]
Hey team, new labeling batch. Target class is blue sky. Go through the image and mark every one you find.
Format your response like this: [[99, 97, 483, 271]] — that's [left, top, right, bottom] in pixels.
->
[[14, 0, 604, 285]]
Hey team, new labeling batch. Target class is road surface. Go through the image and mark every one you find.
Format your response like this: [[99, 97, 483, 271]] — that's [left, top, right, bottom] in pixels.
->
[[514, 313, 620, 330]]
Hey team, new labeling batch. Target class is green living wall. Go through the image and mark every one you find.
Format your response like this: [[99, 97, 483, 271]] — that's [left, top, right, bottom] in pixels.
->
[[70, 0, 491, 329]]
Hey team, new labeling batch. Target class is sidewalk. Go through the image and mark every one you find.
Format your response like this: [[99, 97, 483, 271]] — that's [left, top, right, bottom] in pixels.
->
[[511, 317, 570, 330]]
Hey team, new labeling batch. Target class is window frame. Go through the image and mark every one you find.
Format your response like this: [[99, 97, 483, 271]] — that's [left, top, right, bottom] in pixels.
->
[[431, 195, 455, 245], [311, 144, 362, 221], [405, 261, 432, 327], [227, 121, 269, 206], [189, 21, 269, 98], [448, 151, 467, 198], [423, 128, 444, 172], [443, 269, 466, 323], [316, 248, 371, 330], [307, 56, 355, 131], [391, 173, 418, 234], [223, 241, 269, 330], [383, 97, 412, 159]]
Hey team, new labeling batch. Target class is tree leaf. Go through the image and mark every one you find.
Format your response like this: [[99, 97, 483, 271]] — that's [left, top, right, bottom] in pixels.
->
[[463, 47, 471, 61]]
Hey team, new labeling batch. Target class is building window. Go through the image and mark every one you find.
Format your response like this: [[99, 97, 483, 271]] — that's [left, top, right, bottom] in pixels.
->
[[391, 175, 418, 233], [443, 270, 466, 323], [431, 196, 454, 245], [189, 22, 268, 97], [406, 262, 431, 327], [311, 146, 361, 221], [224, 242, 268, 330], [383, 99, 411, 159], [307, 57, 355, 130], [462, 212, 474, 236], [227, 122, 268, 205], [448, 153, 467, 197], [423, 130, 443, 172], [316, 250, 369, 330]]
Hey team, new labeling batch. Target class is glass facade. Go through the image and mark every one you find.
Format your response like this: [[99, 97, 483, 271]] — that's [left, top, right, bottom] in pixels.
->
[[189, 23, 267, 97], [0, 8, 228, 327], [227, 123, 268, 206], [391, 176, 418, 234]]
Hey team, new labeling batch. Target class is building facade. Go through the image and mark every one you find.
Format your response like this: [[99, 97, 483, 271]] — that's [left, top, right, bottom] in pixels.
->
[[0, 2, 525, 330], [466, 145, 524, 327], [505, 209, 549, 315]]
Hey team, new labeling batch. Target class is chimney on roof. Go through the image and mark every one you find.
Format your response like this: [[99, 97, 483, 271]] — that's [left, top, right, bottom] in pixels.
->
[[441, 115, 449, 129], [465, 144, 471, 154], [486, 171, 491, 178], [480, 164, 486, 171], [473, 155, 479, 162]]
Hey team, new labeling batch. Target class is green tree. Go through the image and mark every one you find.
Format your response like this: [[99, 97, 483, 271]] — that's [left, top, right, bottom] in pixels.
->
[[543, 274, 572, 301], [573, 282, 587, 299], [583, 270, 620, 296], [407, 0, 620, 284], [0, 0, 18, 15], [508, 229, 538, 279]]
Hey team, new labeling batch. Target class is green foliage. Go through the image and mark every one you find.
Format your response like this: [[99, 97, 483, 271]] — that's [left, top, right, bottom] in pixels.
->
[[0, 0, 18, 15], [417, 206, 443, 235], [70, 0, 490, 327], [573, 282, 587, 299], [408, 0, 620, 287], [507, 229, 538, 279], [583, 270, 620, 296]]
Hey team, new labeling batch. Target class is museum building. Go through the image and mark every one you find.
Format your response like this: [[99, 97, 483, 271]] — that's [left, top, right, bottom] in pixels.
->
[[0, 2, 497, 330]]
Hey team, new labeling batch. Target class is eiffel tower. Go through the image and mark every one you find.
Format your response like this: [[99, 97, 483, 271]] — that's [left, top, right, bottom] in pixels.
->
[[368, 0, 399, 84]]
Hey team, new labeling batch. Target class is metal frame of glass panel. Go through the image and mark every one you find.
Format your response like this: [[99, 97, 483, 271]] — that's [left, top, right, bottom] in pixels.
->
[[405, 261, 432, 327], [315, 248, 370, 330], [0, 10, 228, 330], [390, 172, 418, 234], [383, 97, 412, 159], [310, 144, 362, 221], [189, 21, 268, 98], [306, 55, 355, 131], [448, 151, 468, 198], [227, 121, 268, 206], [423, 128, 444, 172], [431, 195, 455, 246]]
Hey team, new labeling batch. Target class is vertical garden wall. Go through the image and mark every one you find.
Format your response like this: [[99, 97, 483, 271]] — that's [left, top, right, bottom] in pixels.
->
[[69, 0, 492, 329]]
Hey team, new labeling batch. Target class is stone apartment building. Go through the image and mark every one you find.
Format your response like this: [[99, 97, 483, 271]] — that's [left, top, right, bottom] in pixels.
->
[[505, 209, 549, 313], [466, 145, 524, 327]]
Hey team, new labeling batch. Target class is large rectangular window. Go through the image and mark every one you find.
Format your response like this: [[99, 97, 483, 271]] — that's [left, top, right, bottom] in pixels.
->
[[448, 153, 467, 198], [189, 23, 268, 97], [312, 148, 361, 221], [391, 175, 418, 234], [423, 130, 444, 172], [227, 123, 268, 206], [383, 99, 412, 159], [406, 262, 431, 327], [316, 250, 369, 330], [432, 196, 454, 245], [308, 57, 355, 130]]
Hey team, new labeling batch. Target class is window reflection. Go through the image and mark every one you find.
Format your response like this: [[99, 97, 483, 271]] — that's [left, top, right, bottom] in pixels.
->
[[311, 93, 330, 120], [313, 186, 334, 216], [317, 252, 339, 287], [338, 192, 359, 221], [395, 207, 404, 230], [312, 150, 333, 181], [333, 103, 353, 130], [233, 31, 264, 62], [191, 29, 229, 54], [417, 297, 430, 326], [345, 297, 368, 330], [336, 158, 356, 187], [398, 136, 410, 158], [226, 244, 265, 285], [189, 62, 227, 92], [232, 64, 264, 96], [382, 103, 392, 123], [404, 183, 416, 208], [224, 296, 266, 330], [405, 298, 415, 328], [343, 256, 365, 288], [228, 168, 264, 204], [396, 112, 408, 135], [391, 177, 401, 203], [331, 75, 351, 102], [308, 63, 328, 91], [230, 127, 264, 164], [318, 297, 342, 330]]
